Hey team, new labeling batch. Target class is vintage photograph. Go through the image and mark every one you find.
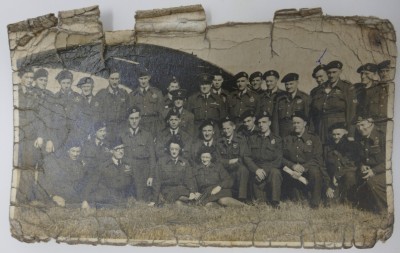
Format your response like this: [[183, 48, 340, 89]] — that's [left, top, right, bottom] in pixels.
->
[[7, 3, 396, 248]]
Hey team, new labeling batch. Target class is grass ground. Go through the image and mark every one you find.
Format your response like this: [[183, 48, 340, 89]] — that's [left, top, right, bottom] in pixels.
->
[[10, 200, 392, 248]]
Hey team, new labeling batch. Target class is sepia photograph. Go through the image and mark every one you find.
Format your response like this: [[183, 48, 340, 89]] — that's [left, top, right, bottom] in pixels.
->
[[1, 0, 400, 252]]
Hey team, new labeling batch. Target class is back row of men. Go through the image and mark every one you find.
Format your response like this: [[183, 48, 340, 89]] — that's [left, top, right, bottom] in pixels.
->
[[17, 59, 393, 212]]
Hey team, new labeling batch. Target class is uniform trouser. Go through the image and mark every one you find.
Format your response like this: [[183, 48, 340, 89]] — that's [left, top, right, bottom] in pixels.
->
[[357, 173, 387, 213], [337, 171, 357, 203], [132, 159, 155, 202], [253, 167, 282, 202], [224, 163, 249, 199], [283, 166, 322, 207]]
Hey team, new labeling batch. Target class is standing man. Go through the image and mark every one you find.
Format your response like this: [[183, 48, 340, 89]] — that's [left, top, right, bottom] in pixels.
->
[[249, 71, 264, 93], [248, 111, 283, 207], [273, 73, 310, 138], [187, 74, 227, 132], [169, 89, 195, 136], [216, 117, 255, 201], [228, 72, 260, 123], [119, 107, 157, 203], [282, 112, 324, 208], [260, 70, 285, 117], [310, 65, 328, 97], [354, 115, 387, 213], [129, 69, 163, 137], [211, 70, 230, 104], [162, 76, 181, 118], [95, 69, 130, 140], [377, 60, 394, 83], [191, 120, 218, 166]]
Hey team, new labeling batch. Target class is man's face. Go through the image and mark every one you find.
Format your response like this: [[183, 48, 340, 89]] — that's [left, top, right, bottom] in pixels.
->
[[95, 127, 107, 140], [60, 79, 72, 92], [258, 117, 271, 133], [243, 116, 255, 131], [212, 75, 224, 90], [200, 153, 212, 166], [169, 143, 181, 158], [202, 125, 214, 141], [173, 99, 184, 108], [167, 82, 180, 93], [379, 69, 391, 82], [251, 77, 262, 90], [68, 147, 81, 161], [222, 122, 235, 138], [112, 147, 124, 160], [128, 112, 141, 129], [35, 77, 48, 89], [21, 72, 34, 86], [360, 71, 375, 85], [236, 77, 248, 91], [331, 129, 347, 144], [292, 117, 306, 134], [200, 83, 212, 94], [138, 75, 151, 88], [327, 68, 341, 83], [314, 69, 328, 85], [265, 76, 278, 90], [356, 120, 374, 137], [81, 83, 93, 96], [285, 80, 298, 94], [168, 115, 181, 129], [109, 73, 120, 88]]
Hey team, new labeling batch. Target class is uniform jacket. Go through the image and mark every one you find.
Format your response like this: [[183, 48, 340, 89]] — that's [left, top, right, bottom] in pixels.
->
[[259, 88, 285, 117], [228, 89, 260, 121], [192, 163, 233, 193], [357, 126, 386, 175], [187, 92, 227, 122], [155, 127, 192, 159], [129, 86, 163, 117], [247, 132, 283, 172], [325, 136, 359, 179], [96, 86, 130, 123]]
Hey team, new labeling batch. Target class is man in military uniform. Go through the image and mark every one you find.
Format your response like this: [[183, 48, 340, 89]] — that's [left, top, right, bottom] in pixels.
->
[[273, 73, 310, 138], [228, 72, 260, 123], [282, 112, 324, 208], [191, 120, 218, 166], [260, 70, 285, 117], [247, 111, 283, 207], [169, 89, 195, 136], [162, 76, 181, 118], [236, 110, 259, 140], [211, 70, 230, 104], [377, 60, 394, 83], [187, 74, 227, 132], [310, 64, 328, 97], [129, 69, 164, 137], [354, 115, 387, 213], [94, 69, 130, 140], [249, 71, 264, 93], [310, 61, 354, 145], [75, 77, 101, 140], [156, 110, 192, 159], [119, 107, 157, 203], [216, 117, 255, 200]]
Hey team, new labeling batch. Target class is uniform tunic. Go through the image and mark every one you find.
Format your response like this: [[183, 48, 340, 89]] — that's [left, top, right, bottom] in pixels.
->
[[81, 138, 111, 173], [190, 139, 218, 166], [228, 89, 260, 123], [154, 156, 195, 202], [54, 89, 81, 135], [74, 94, 102, 140], [155, 128, 192, 159], [187, 92, 227, 124], [259, 88, 285, 118], [192, 163, 233, 204], [172, 107, 195, 136], [273, 90, 310, 138]]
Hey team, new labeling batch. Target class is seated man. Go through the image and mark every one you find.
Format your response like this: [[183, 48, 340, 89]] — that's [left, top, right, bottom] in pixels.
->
[[354, 115, 387, 213], [154, 138, 196, 205], [282, 112, 324, 208], [325, 122, 358, 204], [236, 110, 259, 140]]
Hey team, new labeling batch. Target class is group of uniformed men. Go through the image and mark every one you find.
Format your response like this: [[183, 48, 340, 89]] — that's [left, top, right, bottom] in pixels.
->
[[17, 59, 393, 213]]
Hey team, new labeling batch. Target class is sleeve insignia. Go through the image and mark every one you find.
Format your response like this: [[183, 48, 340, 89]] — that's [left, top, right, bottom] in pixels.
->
[[296, 99, 303, 104], [306, 140, 313, 145], [271, 139, 276, 145], [249, 97, 255, 103], [152, 93, 158, 99], [124, 165, 131, 172]]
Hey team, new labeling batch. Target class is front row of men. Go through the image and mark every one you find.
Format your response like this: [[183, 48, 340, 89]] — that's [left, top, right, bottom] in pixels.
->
[[30, 103, 386, 214]]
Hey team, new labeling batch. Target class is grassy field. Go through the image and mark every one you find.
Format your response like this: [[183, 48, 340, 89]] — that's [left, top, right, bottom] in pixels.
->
[[10, 200, 392, 248]]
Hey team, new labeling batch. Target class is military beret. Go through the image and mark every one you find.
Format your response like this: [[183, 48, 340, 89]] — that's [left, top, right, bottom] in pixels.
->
[[92, 121, 107, 133], [171, 89, 187, 100], [240, 110, 256, 121], [55, 70, 73, 82], [109, 137, 125, 150], [137, 68, 150, 77], [328, 122, 347, 132], [168, 76, 179, 84], [220, 115, 235, 126], [199, 119, 215, 130], [65, 138, 82, 150], [377, 60, 392, 70], [18, 66, 34, 77], [326, 60, 343, 70], [127, 106, 141, 117], [165, 110, 181, 121], [312, 65, 326, 78], [77, 77, 94, 87], [263, 70, 280, 79], [357, 63, 378, 73], [249, 71, 263, 81], [198, 74, 213, 85], [291, 111, 308, 122], [353, 113, 374, 124], [234, 71, 249, 81], [213, 69, 224, 77], [281, 73, 299, 83], [256, 111, 271, 121], [33, 68, 48, 80]]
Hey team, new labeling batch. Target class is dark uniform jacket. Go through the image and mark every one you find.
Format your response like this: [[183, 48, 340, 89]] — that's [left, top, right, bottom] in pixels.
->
[[190, 139, 218, 165], [171, 107, 195, 136], [81, 138, 111, 172], [156, 128, 192, 159], [325, 136, 359, 179], [75, 94, 102, 139], [212, 88, 230, 104], [18, 85, 42, 141], [192, 163, 233, 194], [273, 90, 310, 137], [187, 92, 227, 123], [259, 88, 285, 117], [357, 126, 386, 175], [237, 125, 260, 141], [129, 86, 163, 117], [363, 82, 391, 122], [96, 86, 130, 124], [54, 88, 81, 131], [228, 89, 260, 122], [247, 132, 283, 172]]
